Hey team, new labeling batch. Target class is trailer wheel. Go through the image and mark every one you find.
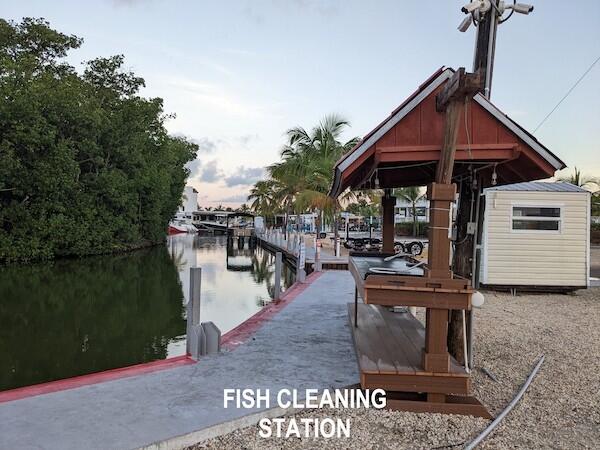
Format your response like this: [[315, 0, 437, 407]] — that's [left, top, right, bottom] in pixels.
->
[[408, 241, 424, 256], [394, 242, 406, 253]]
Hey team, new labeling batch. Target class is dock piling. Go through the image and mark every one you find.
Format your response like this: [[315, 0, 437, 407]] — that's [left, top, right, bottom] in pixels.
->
[[274, 251, 282, 300], [186, 267, 202, 356], [297, 238, 306, 282]]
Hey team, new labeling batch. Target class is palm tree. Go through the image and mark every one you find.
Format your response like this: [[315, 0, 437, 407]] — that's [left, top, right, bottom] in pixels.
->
[[394, 186, 426, 237], [271, 114, 359, 250], [247, 114, 359, 253], [238, 203, 250, 213], [558, 167, 598, 190], [248, 180, 275, 222]]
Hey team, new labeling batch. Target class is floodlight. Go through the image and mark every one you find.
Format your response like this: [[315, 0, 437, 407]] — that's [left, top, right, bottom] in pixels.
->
[[458, 15, 473, 32], [511, 3, 534, 14], [461, 0, 490, 14]]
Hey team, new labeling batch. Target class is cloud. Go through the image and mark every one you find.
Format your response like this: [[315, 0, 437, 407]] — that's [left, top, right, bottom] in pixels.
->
[[237, 134, 260, 147], [197, 160, 223, 183], [165, 78, 262, 118], [289, 0, 341, 17], [224, 166, 264, 187], [173, 134, 218, 154], [110, 0, 153, 6], [217, 193, 249, 203], [178, 135, 221, 179]]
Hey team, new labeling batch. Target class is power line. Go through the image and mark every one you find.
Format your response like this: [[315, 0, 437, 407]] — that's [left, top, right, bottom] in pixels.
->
[[533, 55, 600, 132]]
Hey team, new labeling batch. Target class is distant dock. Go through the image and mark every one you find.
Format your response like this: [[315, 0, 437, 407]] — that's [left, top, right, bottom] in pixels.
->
[[257, 230, 348, 272]]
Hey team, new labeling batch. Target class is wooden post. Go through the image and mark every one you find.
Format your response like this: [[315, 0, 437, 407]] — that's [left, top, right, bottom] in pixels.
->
[[274, 251, 282, 300], [382, 190, 396, 253], [426, 183, 456, 279], [422, 68, 482, 378]]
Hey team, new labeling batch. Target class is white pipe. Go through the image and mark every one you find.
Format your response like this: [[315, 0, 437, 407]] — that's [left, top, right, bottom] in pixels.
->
[[464, 355, 546, 450], [462, 310, 470, 373]]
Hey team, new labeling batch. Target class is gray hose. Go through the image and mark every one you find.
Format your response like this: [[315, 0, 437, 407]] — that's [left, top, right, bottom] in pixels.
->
[[464, 355, 545, 450]]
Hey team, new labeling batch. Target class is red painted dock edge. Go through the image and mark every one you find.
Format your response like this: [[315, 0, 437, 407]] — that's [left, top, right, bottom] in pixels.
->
[[0, 271, 323, 404], [0, 355, 195, 404]]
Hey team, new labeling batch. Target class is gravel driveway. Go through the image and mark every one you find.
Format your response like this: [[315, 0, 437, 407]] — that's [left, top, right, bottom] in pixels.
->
[[189, 287, 600, 449]]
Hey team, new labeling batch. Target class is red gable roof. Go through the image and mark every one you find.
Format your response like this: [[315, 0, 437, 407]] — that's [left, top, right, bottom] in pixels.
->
[[330, 67, 565, 197]]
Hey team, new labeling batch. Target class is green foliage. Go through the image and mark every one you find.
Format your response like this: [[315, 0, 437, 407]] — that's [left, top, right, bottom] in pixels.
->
[[345, 198, 380, 218], [0, 18, 197, 263], [394, 186, 426, 237], [558, 167, 598, 190], [249, 114, 359, 233], [395, 222, 428, 237], [592, 192, 600, 217]]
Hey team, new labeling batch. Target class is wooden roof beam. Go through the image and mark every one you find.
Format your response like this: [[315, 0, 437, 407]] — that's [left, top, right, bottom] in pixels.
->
[[435, 68, 483, 113]]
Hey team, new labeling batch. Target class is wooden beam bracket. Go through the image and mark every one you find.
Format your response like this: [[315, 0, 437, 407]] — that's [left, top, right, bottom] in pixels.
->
[[436, 68, 484, 112]]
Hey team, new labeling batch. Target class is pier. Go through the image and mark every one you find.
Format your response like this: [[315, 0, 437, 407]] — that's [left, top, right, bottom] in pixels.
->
[[257, 229, 349, 272], [0, 271, 358, 450]]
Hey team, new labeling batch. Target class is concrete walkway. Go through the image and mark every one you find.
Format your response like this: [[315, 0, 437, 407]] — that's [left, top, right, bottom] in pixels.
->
[[0, 271, 358, 450]]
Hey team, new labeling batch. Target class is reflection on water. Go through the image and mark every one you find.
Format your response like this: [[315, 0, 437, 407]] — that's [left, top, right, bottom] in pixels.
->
[[167, 234, 294, 355], [0, 234, 293, 391]]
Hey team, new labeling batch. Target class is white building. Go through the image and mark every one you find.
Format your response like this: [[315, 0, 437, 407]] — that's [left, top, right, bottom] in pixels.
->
[[180, 186, 198, 214], [395, 197, 429, 223], [480, 182, 590, 291]]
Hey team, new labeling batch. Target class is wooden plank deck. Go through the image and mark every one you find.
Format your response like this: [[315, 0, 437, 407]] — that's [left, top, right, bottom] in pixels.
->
[[348, 303, 470, 395]]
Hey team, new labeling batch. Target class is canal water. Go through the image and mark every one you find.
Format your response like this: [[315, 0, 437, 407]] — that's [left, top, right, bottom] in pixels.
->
[[0, 234, 294, 391]]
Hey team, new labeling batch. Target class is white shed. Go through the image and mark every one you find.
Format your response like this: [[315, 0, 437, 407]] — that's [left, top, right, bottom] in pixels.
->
[[480, 182, 590, 291]]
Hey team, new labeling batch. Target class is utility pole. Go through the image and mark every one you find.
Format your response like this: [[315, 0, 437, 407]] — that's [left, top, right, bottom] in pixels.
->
[[449, 1, 535, 364], [472, 0, 499, 98], [459, 0, 535, 99]]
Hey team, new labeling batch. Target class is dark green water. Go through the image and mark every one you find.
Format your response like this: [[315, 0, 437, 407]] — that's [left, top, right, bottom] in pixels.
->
[[0, 235, 293, 391]]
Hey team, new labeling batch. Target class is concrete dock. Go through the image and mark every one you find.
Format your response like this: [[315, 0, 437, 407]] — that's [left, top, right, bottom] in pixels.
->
[[0, 271, 358, 450]]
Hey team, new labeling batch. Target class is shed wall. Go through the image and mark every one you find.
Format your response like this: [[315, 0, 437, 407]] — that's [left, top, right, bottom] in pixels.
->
[[481, 191, 589, 287]]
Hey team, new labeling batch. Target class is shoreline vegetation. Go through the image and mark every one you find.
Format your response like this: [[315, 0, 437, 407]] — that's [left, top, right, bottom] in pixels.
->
[[0, 18, 197, 264]]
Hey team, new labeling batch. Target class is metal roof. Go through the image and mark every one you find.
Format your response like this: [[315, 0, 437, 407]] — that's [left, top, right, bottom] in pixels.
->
[[485, 181, 589, 193]]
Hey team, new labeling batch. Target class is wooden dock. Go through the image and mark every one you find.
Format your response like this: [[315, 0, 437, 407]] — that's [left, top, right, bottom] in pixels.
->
[[257, 234, 348, 271], [348, 302, 491, 418]]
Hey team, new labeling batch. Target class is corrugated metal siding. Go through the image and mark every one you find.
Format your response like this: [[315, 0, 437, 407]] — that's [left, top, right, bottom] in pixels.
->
[[482, 191, 588, 286]]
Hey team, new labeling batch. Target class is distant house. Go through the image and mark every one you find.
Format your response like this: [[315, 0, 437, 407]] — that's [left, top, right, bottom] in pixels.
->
[[395, 197, 429, 224], [179, 186, 199, 214], [480, 182, 590, 291]]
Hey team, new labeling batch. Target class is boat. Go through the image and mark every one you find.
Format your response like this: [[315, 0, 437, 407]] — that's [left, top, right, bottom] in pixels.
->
[[168, 213, 198, 234]]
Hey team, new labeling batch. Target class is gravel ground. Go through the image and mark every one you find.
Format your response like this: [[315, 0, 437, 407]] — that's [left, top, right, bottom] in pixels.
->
[[188, 287, 600, 449]]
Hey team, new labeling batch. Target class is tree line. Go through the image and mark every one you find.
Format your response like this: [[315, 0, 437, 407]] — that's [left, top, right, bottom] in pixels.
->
[[0, 18, 197, 263], [246, 115, 428, 237]]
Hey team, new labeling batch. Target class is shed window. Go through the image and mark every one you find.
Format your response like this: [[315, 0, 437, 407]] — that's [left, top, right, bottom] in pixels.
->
[[512, 206, 561, 231]]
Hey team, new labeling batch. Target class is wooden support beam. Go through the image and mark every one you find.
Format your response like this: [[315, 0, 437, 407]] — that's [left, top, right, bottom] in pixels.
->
[[421, 69, 482, 382], [382, 190, 396, 253], [436, 100, 464, 184], [436, 68, 483, 112]]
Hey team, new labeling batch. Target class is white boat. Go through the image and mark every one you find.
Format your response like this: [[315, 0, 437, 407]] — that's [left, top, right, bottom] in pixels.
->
[[169, 213, 197, 234]]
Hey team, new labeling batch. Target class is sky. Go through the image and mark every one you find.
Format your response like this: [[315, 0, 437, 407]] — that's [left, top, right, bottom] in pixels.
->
[[4, 0, 600, 206]]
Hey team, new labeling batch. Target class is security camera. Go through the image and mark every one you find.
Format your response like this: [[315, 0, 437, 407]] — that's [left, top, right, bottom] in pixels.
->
[[511, 3, 534, 14], [458, 15, 473, 32], [461, 0, 490, 14]]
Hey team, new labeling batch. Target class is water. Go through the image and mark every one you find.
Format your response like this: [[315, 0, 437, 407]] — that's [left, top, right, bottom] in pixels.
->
[[0, 234, 294, 391]]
